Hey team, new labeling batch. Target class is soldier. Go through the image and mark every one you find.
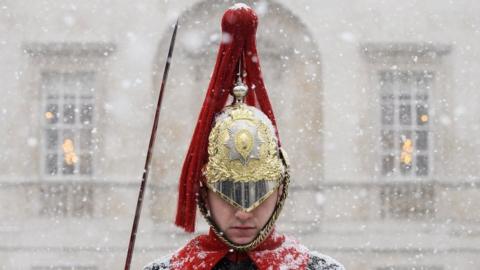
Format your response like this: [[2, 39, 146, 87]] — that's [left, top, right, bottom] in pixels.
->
[[144, 4, 344, 270]]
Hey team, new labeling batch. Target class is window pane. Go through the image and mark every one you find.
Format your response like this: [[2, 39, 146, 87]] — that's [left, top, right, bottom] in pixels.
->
[[63, 129, 75, 142], [382, 103, 394, 125], [62, 160, 75, 175], [400, 158, 412, 175], [416, 131, 428, 151], [45, 129, 58, 150], [62, 130, 77, 174], [399, 131, 413, 175], [80, 129, 92, 150], [416, 155, 429, 176], [382, 155, 394, 175], [80, 104, 94, 125], [416, 104, 429, 126], [381, 130, 394, 150], [80, 154, 93, 175], [45, 104, 59, 124], [399, 104, 411, 125], [398, 71, 409, 91], [71, 185, 94, 217], [416, 94, 428, 101], [46, 154, 58, 176], [399, 131, 412, 149], [381, 94, 394, 101], [63, 104, 76, 124]]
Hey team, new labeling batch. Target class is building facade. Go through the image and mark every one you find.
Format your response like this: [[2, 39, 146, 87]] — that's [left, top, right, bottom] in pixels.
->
[[1, 0, 479, 269]]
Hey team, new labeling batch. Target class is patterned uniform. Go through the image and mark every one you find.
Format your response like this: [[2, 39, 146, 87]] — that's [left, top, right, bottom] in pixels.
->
[[143, 231, 344, 270], [144, 252, 344, 270]]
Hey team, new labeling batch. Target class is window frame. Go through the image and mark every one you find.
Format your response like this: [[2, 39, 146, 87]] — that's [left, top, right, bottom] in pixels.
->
[[40, 70, 97, 179], [378, 68, 434, 179], [362, 43, 451, 183], [23, 42, 115, 182]]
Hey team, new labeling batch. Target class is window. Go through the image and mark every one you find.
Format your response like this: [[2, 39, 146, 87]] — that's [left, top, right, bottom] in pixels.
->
[[362, 43, 451, 220], [24, 42, 114, 218], [379, 70, 432, 178], [39, 183, 94, 217], [380, 183, 435, 219], [41, 71, 96, 177], [39, 71, 96, 217]]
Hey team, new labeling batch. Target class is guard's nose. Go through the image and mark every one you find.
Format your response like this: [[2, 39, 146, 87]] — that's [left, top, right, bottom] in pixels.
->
[[234, 209, 253, 221]]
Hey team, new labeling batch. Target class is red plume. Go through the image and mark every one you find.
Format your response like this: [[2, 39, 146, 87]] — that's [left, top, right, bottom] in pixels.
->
[[175, 4, 280, 232]]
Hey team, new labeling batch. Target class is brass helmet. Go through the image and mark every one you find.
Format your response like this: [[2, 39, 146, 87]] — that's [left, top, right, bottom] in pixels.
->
[[198, 78, 290, 251]]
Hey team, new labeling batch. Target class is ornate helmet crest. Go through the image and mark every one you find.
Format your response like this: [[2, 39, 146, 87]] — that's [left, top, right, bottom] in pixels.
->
[[175, 3, 289, 250]]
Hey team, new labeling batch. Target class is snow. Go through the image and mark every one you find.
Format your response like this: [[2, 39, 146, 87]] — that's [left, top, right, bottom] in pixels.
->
[[1, 0, 480, 270], [229, 3, 252, 11]]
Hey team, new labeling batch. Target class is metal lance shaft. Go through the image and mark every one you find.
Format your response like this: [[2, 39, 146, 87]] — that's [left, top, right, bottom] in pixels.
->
[[124, 19, 178, 270]]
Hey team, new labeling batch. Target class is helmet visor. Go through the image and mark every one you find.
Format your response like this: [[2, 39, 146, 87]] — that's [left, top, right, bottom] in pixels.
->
[[207, 179, 279, 212]]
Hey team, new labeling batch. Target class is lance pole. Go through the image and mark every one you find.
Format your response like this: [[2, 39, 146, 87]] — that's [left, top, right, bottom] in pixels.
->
[[124, 19, 179, 270]]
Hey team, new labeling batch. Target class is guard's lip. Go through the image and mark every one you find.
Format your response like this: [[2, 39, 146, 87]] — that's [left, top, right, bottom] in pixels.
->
[[231, 226, 256, 230]]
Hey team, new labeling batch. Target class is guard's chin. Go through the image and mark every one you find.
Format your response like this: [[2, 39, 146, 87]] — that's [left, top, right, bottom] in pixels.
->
[[230, 236, 255, 245], [227, 228, 258, 244]]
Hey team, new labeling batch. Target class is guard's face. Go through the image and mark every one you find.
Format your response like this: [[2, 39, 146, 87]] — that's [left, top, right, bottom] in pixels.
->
[[206, 188, 279, 245]]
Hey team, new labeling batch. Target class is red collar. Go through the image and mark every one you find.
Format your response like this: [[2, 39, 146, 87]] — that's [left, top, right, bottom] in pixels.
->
[[169, 229, 309, 270]]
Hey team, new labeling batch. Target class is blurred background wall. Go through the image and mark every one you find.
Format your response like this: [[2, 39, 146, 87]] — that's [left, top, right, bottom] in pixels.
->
[[1, 0, 479, 269]]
